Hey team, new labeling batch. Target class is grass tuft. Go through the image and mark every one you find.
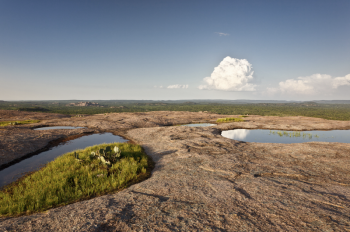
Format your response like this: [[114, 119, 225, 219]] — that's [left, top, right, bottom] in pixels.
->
[[216, 117, 244, 123], [0, 143, 150, 217], [0, 120, 40, 126], [269, 130, 319, 139]]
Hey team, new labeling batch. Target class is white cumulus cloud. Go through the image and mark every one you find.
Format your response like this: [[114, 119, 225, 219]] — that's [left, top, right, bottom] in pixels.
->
[[267, 73, 350, 96], [199, 56, 256, 91], [167, 84, 189, 89]]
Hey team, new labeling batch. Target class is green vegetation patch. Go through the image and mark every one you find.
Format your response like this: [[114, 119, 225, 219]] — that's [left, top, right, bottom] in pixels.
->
[[0, 143, 150, 217], [0, 120, 40, 126], [269, 130, 319, 139], [216, 117, 244, 123]]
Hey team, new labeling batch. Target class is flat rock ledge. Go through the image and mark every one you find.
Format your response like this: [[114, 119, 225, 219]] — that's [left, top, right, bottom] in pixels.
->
[[0, 112, 350, 231], [1, 122, 350, 231]]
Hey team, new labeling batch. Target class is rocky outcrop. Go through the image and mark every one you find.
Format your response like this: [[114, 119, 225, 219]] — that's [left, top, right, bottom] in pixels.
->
[[1, 111, 350, 231]]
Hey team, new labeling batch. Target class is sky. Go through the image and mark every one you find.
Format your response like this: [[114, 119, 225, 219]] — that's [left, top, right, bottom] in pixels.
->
[[1, 0, 349, 101]]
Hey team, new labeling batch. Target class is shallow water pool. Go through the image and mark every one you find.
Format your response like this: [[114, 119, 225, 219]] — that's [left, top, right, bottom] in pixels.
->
[[34, 126, 86, 130], [0, 133, 128, 188], [221, 129, 350, 144]]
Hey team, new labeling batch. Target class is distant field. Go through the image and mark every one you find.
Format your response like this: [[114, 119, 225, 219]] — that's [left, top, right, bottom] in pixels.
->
[[1, 100, 350, 121]]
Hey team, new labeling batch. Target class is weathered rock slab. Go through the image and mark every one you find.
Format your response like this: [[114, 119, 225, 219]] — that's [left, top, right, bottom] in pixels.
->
[[1, 111, 350, 231]]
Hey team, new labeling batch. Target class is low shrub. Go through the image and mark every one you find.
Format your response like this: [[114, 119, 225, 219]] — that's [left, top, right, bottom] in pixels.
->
[[216, 117, 244, 123]]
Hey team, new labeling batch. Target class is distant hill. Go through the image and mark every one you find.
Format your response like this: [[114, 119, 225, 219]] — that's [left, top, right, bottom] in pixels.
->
[[106, 99, 303, 104], [2, 99, 350, 105], [313, 100, 350, 104]]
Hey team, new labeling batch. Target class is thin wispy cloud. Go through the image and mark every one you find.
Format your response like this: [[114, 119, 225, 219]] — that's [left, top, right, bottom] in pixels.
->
[[167, 84, 189, 89], [154, 85, 164, 89], [199, 56, 256, 91], [216, 32, 229, 36]]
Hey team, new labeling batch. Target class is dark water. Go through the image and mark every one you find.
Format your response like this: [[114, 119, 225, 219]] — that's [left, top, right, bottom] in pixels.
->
[[221, 129, 350, 143], [34, 126, 86, 130], [181, 123, 216, 127], [0, 133, 128, 188]]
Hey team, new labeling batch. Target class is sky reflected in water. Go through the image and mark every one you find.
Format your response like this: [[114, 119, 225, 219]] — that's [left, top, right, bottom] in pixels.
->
[[222, 129, 350, 144]]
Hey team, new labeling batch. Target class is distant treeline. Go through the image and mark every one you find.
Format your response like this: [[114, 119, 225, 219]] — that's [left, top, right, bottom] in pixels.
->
[[1, 100, 350, 121]]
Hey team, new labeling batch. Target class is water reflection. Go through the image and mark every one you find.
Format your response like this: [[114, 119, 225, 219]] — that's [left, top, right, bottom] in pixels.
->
[[221, 129, 350, 144], [222, 129, 250, 140], [0, 133, 127, 188]]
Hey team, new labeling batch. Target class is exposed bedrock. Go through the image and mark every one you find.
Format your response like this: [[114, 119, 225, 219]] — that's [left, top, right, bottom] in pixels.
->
[[0, 111, 350, 231]]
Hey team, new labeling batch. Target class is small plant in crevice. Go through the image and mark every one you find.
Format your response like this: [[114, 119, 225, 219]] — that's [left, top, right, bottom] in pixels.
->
[[216, 117, 244, 123]]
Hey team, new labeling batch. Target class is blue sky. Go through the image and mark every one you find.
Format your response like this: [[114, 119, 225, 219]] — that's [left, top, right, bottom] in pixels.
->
[[1, 0, 349, 100]]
